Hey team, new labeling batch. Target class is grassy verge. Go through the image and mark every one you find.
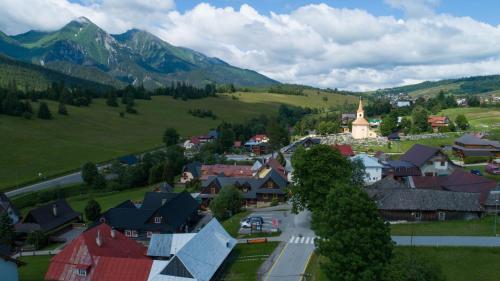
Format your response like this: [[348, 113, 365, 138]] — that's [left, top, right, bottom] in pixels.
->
[[221, 211, 251, 237], [305, 247, 500, 281], [221, 242, 280, 281], [19, 255, 51, 281], [464, 165, 500, 181], [239, 231, 282, 239], [390, 216, 496, 236]]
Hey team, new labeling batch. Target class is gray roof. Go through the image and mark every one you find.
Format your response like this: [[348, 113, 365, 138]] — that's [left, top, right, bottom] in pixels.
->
[[455, 134, 500, 148], [373, 189, 482, 212], [148, 219, 236, 281], [400, 144, 441, 167], [147, 233, 196, 257]]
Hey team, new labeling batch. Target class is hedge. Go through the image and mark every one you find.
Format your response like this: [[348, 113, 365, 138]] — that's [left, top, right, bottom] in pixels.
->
[[463, 156, 492, 164]]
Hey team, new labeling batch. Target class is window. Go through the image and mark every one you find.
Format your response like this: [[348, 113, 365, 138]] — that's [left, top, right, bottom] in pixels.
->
[[125, 230, 132, 237], [211, 187, 216, 194], [438, 211, 446, 221], [267, 181, 274, 189], [414, 212, 422, 220], [154, 217, 162, 224], [147, 231, 153, 238], [76, 269, 87, 277], [262, 194, 269, 200], [131, 230, 138, 238], [440, 161, 446, 166]]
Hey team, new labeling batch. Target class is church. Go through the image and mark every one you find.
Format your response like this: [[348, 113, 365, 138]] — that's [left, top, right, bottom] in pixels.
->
[[351, 99, 378, 139]]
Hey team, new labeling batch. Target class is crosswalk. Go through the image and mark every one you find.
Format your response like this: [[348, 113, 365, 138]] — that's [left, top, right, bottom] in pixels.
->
[[288, 235, 316, 245]]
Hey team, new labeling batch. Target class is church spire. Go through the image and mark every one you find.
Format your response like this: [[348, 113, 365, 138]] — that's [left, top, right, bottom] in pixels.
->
[[357, 97, 364, 113]]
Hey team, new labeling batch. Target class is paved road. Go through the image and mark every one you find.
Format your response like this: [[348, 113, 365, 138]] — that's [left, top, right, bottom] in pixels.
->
[[393, 235, 500, 247]]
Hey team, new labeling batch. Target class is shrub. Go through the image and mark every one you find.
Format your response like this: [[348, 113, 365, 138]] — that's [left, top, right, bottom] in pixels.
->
[[27, 230, 48, 250], [464, 156, 491, 164]]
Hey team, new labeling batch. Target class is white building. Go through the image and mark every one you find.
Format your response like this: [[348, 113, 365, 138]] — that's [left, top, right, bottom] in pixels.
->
[[351, 99, 377, 139], [351, 153, 383, 184]]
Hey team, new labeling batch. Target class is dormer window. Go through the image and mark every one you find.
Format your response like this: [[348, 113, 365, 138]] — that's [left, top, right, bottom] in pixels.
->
[[154, 216, 162, 224], [76, 269, 87, 277], [267, 181, 274, 188]]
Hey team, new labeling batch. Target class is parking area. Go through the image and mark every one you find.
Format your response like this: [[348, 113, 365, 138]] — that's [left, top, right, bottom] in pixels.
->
[[238, 211, 287, 235]]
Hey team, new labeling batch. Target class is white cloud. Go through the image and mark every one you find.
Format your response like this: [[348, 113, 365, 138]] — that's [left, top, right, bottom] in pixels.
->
[[1, 1, 500, 91]]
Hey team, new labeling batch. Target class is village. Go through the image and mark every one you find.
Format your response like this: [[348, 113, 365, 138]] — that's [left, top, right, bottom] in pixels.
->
[[0, 97, 498, 281]]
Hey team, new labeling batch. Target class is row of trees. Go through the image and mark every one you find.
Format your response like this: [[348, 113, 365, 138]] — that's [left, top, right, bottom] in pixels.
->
[[154, 82, 217, 100], [188, 108, 217, 119], [290, 145, 445, 281]]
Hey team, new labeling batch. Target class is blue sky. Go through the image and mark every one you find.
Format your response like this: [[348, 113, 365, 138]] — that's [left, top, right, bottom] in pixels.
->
[[175, 0, 500, 24], [2, 0, 500, 90]]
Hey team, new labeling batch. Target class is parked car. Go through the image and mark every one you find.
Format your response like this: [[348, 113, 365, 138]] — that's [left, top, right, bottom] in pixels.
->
[[485, 163, 500, 175], [240, 216, 264, 228], [470, 169, 483, 176]]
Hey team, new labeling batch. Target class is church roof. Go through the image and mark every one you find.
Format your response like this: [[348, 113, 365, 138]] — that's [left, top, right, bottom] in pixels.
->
[[357, 98, 364, 113]]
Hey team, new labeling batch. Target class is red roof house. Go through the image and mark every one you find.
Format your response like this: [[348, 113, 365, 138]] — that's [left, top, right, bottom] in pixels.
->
[[410, 170, 497, 203], [427, 116, 450, 129], [200, 164, 254, 180], [250, 134, 269, 143], [332, 144, 355, 157], [45, 223, 151, 281]]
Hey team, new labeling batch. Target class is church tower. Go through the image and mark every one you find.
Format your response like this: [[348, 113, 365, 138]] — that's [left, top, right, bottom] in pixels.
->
[[351, 98, 376, 139], [357, 98, 365, 119]]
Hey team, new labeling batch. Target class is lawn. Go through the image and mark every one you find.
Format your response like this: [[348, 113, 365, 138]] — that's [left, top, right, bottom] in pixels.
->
[[0, 95, 279, 191], [439, 107, 500, 131], [18, 185, 155, 217], [464, 165, 500, 181], [305, 247, 500, 281], [220, 241, 280, 281], [221, 210, 251, 237], [390, 216, 497, 236], [19, 255, 51, 281], [355, 134, 458, 154]]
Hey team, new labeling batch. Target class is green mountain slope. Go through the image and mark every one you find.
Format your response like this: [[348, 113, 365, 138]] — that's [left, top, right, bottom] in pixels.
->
[[375, 75, 500, 97], [0, 17, 278, 89], [0, 54, 114, 92]]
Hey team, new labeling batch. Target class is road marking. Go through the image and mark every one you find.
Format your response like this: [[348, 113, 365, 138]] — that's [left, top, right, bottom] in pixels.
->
[[305, 237, 310, 244], [289, 236, 294, 243], [300, 237, 305, 243], [310, 237, 315, 244], [264, 242, 289, 281]]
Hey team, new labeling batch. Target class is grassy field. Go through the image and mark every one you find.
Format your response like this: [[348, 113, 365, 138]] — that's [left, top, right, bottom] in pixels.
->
[[390, 216, 497, 236], [19, 185, 155, 217], [439, 107, 500, 131], [222, 210, 251, 237], [305, 247, 500, 281], [221, 242, 279, 281], [355, 134, 459, 153], [19, 255, 51, 281], [225, 90, 357, 109]]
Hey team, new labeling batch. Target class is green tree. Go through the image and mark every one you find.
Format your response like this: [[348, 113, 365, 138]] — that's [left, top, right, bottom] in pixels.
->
[[312, 183, 393, 281], [399, 117, 412, 134], [58, 102, 68, 115], [266, 118, 289, 151], [209, 186, 243, 220], [276, 151, 286, 167], [386, 251, 446, 281], [27, 230, 48, 250], [380, 114, 398, 136], [217, 124, 236, 153], [455, 114, 469, 130], [290, 145, 352, 212], [351, 157, 366, 186], [149, 162, 165, 185], [82, 162, 98, 186], [163, 128, 180, 147], [0, 213, 14, 249], [411, 106, 430, 133], [92, 173, 107, 190], [37, 101, 52, 120], [106, 91, 118, 107], [84, 199, 102, 222]]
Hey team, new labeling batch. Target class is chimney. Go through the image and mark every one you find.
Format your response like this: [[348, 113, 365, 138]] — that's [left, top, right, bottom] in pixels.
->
[[96, 230, 102, 247], [110, 228, 116, 239], [52, 204, 58, 217]]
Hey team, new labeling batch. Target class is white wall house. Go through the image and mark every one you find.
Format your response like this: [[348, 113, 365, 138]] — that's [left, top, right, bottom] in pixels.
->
[[351, 154, 383, 185]]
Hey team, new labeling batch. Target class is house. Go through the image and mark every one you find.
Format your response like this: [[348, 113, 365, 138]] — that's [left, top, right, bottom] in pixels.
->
[[255, 157, 287, 180], [351, 154, 383, 184], [200, 164, 254, 180], [400, 144, 454, 176], [382, 160, 422, 179], [427, 116, 450, 131], [283, 137, 321, 153], [45, 223, 152, 281], [409, 169, 497, 204], [374, 151, 390, 162], [456, 98, 467, 106], [98, 192, 200, 240], [200, 169, 288, 206], [341, 113, 356, 133], [180, 162, 202, 183], [351, 99, 377, 139], [0, 244, 24, 281], [484, 187, 500, 214], [245, 134, 270, 155], [147, 219, 236, 281], [395, 100, 411, 107], [452, 134, 500, 159], [369, 119, 382, 128], [119, 155, 139, 166], [332, 144, 355, 157], [387, 131, 400, 141], [17, 199, 81, 234], [0, 192, 21, 224], [368, 188, 482, 221]]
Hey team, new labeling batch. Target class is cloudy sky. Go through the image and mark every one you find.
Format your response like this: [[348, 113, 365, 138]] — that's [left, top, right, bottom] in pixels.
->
[[1, 0, 500, 91]]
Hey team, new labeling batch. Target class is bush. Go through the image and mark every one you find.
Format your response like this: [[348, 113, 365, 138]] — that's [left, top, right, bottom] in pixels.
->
[[271, 197, 279, 207], [210, 186, 243, 220], [84, 199, 101, 222], [37, 101, 52, 120], [464, 156, 491, 164]]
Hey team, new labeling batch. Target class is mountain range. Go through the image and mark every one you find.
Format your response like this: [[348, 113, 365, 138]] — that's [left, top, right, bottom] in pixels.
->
[[0, 17, 277, 89]]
